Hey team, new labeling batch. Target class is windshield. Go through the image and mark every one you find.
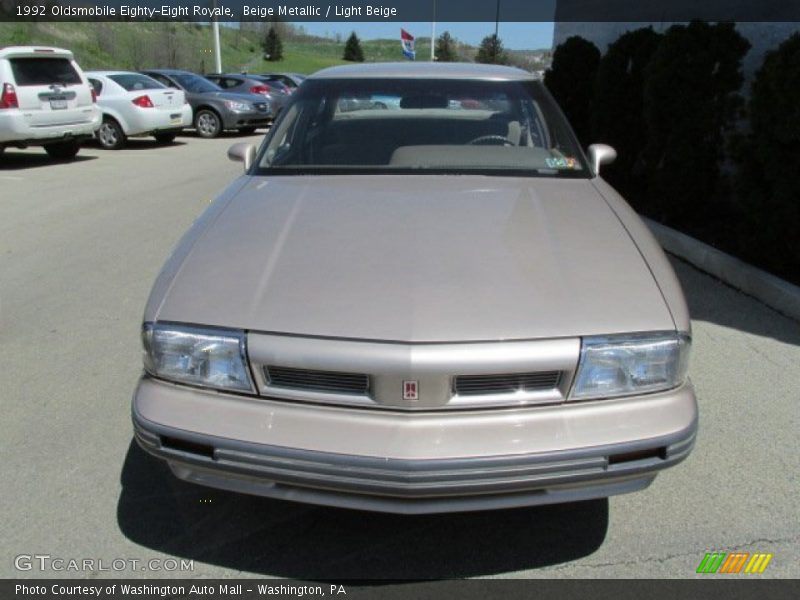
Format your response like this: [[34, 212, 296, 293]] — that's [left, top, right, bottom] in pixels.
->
[[172, 73, 221, 94], [109, 73, 165, 92], [10, 57, 81, 86], [257, 78, 589, 177]]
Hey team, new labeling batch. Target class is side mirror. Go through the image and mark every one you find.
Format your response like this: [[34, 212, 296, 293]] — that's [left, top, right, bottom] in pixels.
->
[[587, 143, 617, 176], [228, 143, 256, 171]]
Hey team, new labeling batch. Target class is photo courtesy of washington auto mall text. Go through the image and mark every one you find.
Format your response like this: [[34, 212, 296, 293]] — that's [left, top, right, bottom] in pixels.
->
[[14, 582, 348, 598]]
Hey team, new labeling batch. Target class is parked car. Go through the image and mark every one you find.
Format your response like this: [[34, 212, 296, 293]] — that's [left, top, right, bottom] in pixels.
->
[[258, 72, 306, 92], [85, 71, 192, 149], [134, 62, 697, 514], [139, 69, 270, 138], [0, 46, 100, 159], [203, 73, 288, 116]]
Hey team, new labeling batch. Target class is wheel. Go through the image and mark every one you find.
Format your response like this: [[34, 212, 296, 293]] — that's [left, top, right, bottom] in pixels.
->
[[44, 140, 81, 160], [237, 127, 257, 135], [153, 132, 177, 144], [194, 109, 222, 138], [96, 117, 126, 150], [467, 134, 515, 146]]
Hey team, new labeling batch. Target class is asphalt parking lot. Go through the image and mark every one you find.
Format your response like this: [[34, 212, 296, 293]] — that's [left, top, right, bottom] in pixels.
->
[[0, 134, 797, 580]]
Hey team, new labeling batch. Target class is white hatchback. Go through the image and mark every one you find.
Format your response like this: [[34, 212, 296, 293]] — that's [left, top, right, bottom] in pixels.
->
[[86, 71, 193, 149], [0, 46, 100, 160]]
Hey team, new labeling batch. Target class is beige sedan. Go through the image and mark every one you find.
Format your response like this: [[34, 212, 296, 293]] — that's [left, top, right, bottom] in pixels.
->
[[133, 62, 697, 514]]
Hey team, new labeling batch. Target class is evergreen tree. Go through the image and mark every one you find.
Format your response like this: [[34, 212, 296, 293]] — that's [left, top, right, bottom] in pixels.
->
[[591, 27, 662, 202], [734, 33, 800, 283], [435, 31, 458, 62], [544, 36, 600, 146], [642, 21, 749, 228], [262, 26, 283, 61], [343, 32, 365, 62], [475, 34, 509, 65]]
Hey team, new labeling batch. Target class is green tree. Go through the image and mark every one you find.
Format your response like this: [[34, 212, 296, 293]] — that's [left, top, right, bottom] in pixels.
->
[[262, 26, 283, 62], [475, 34, 509, 65], [544, 36, 600, 146], [642, 21, 749, 229], [435, 31, 458, 62], [591, 27, 662, 203], [343, 32, 364, 62], [734, 33, 800, 283]]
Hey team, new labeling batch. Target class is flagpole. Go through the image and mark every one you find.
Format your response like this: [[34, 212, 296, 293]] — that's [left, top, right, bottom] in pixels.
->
[[430, 0, 436, 61], [211, 0, 222, 73]]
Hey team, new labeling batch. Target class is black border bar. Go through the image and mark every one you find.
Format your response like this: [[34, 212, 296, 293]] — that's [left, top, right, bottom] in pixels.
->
[[4, 579, 800, 600]]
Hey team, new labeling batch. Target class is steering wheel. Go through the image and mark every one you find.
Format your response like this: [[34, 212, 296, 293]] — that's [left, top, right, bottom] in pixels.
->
[[467, 135, 515, 146]]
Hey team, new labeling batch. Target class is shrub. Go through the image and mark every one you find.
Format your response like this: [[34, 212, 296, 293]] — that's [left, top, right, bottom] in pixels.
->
[[343, 32, 364, 62], [544, 36, 600, 146], [475, 34, 509, 65], [734, 33, 800, 283], [641, 21, 749, 231], [435, 31, 458, 62], [591, 27, 662, 205], [262, 27, 284, 62]]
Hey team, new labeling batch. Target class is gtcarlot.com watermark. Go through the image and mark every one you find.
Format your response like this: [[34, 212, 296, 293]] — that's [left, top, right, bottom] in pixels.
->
[[14, 554, 194, 573]]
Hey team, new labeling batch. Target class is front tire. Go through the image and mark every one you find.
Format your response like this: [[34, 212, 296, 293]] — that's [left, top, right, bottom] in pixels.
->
[[195, 109, 222, 138], [96, 118, 126, 150], [44, 140, 81, 160], [153, 132, 177, 144]]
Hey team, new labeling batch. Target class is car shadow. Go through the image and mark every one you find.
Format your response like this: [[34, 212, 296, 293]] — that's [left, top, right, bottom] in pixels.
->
[[0, 151, 97, 170], [179, 130, 268, 139], [117, 440, 609, 579], [670, 256, 800, 346], [84, 139, 188, 151]]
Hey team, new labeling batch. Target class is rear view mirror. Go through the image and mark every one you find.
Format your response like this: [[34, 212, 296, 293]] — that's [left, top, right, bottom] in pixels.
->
[[587, 144, 617, 175], [399, 94, 449, 109], [228, 143, 256, 171]]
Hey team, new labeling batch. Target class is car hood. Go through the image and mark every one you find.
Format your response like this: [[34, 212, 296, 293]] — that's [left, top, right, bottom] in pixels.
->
[[153, 175, 675, 342]]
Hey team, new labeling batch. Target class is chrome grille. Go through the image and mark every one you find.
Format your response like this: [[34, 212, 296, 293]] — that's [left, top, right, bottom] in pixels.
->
[[454, 371, 561, 396], [264, 366, 369, 396]]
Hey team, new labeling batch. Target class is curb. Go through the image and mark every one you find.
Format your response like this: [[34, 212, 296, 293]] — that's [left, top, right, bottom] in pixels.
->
[[643, 217, 800, 323]]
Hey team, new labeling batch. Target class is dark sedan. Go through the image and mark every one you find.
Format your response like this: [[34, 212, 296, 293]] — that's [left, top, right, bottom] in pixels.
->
[[204, 73, 289, 116], [259, 72, 306, 92], [140, 69, 272, 138]]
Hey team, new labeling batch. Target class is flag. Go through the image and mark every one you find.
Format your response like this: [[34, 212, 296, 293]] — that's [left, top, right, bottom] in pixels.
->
[[401, 29, 416, 60]]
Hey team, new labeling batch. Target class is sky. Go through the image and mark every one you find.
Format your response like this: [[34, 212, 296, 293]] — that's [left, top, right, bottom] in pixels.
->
[[296, 22, 555, 50]]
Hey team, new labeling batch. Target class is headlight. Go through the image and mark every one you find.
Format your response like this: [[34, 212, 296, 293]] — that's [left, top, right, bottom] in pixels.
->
[[570, 332, 690, 400], [142, 323, 253, 392], [224, 100, 251, 112]]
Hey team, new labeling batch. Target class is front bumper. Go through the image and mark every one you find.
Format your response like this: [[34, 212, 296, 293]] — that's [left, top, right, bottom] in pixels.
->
[[220, 110, 272, 130], [132, 377, 697, 514]]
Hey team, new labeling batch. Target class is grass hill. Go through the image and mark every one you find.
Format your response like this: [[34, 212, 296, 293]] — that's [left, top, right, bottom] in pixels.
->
[[0, 22, 548, 75]]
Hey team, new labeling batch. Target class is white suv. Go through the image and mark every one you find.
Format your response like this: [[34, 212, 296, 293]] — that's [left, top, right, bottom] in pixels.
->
[[0, 46, 101, 160]]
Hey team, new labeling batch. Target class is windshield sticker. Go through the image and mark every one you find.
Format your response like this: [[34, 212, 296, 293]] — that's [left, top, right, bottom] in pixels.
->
[[545, 157, 579, 169]]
